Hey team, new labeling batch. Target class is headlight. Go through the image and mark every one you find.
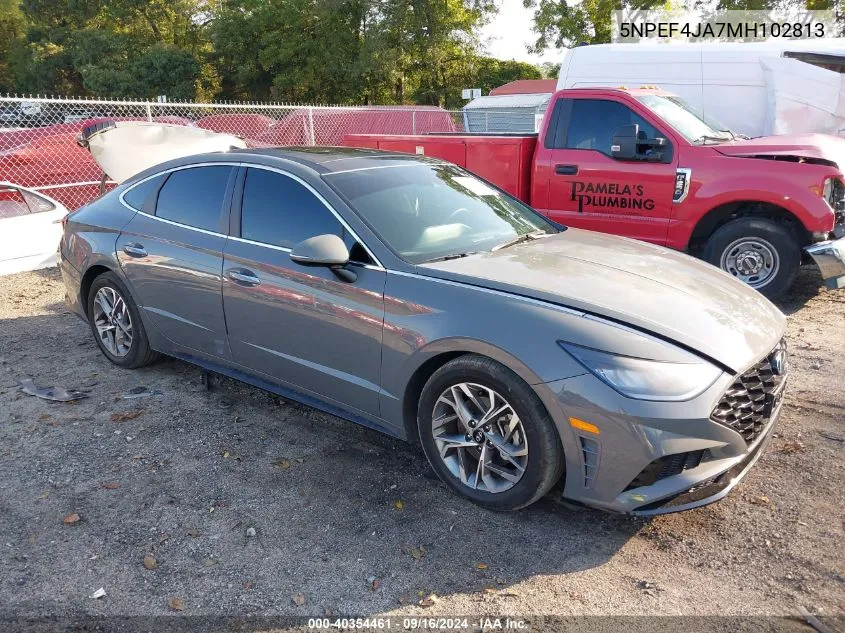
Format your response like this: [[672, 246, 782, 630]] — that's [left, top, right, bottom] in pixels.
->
[[559, 342, 722, 402]]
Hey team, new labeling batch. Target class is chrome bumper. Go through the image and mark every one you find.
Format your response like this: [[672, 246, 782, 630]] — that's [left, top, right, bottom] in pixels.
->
[[806, 237, 845, 289]]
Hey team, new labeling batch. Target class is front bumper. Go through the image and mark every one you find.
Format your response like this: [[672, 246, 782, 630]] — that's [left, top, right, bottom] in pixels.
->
[[805, 236, 845, 290], [539, 340, 787, 515]]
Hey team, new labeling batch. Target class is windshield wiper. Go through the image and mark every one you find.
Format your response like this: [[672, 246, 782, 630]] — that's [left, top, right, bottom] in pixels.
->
[[492, 230, 550, 252], [693, 134, 730, 145], [423, 252, 481, 263]]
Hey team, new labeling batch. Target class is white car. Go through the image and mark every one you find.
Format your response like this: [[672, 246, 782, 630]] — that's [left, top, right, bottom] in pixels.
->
[[0, 182, 69, 275]]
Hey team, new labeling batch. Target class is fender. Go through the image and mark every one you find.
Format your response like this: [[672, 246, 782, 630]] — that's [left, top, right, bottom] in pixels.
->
[[669, 174, 834, 250]]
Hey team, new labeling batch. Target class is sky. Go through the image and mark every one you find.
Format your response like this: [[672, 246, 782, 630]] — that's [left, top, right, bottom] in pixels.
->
[[480, 0, 562, 66]]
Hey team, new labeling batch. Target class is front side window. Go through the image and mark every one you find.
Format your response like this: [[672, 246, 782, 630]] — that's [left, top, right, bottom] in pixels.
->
[[566, 99, 659, 153], [241, 168, 345, 250], [155, 166, 232, 232], [325, 163, 559, 264]]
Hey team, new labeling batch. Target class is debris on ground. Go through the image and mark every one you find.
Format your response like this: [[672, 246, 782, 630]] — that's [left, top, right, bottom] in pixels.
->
[[62, 513, 81, 524], [142, 554, 157, 570], [110, 409, 143, 422], [20, 379, 89, 402], [245, 527, 256, 538], [168, 597, 184, 611], [292, 593, 306, 606], [89, 588, 106, 599], [121, 387, 163, 399]]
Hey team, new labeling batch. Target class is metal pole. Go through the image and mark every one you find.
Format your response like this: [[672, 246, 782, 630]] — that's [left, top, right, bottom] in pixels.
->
[[308, 107, 316, 146], [145, 103, 152, 122], [412, 110, 416, 135]]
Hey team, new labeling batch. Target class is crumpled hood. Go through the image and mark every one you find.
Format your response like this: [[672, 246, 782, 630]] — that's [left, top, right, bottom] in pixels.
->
[[420, 229, 785, 373], [715, 133, 845, 171]]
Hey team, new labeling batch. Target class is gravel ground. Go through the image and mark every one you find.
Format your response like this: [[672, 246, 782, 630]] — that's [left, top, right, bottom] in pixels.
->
[[0, 266, 843, 628]]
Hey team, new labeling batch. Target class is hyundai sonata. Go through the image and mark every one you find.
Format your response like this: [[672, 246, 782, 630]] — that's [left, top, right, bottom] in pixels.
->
[[59, 146, 788, 514]]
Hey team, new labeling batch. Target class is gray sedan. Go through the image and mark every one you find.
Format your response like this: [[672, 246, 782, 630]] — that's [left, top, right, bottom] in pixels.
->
[[59, 147, 788, 514]]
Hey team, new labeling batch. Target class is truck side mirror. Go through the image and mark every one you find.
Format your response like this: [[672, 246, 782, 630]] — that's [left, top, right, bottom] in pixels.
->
[[611, 124, 639, 160]]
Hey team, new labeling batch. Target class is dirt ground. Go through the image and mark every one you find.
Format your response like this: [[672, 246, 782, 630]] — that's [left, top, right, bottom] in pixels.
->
[[0, 265, 843, 629]]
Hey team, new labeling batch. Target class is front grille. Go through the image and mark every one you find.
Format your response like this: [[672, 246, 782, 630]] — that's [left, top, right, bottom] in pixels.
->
[[710, 339, 788, 445], [625, 450, 709, 491]]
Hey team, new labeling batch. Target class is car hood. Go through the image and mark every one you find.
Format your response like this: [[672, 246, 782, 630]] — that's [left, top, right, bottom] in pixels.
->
[[420, 229, 785, 373], [714, 133, 845, 170], [78, 121, 247, 183]]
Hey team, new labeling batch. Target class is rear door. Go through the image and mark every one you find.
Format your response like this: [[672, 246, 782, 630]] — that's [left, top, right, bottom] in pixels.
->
[[542, 97, 678, 245], [116, 164, 236, 359], [222, 166, 385, 417]]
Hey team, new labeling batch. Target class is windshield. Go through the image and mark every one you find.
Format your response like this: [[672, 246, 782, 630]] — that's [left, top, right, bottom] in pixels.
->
[[325, 163, 560, 264], [636, 95, 730, 144]]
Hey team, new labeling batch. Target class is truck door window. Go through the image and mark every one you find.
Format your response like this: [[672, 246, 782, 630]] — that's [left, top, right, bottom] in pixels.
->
[[566, 99, 658, 154]]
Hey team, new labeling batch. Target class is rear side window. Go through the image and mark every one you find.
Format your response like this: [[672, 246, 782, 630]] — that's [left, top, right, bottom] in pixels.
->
[[240, 168, 344, 249], [565, 99, 658, 153], [123, 174, 165, 210], [155, 166, 232, 232]]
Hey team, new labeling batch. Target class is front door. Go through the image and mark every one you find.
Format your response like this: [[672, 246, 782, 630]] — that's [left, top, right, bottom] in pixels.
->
[[544, 97, 678, 245], [116, 165, 235, 359], [222, 166, 385, 417]]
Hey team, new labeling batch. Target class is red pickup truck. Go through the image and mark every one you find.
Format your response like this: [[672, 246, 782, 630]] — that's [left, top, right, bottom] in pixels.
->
[[345, 87, 845, 298]]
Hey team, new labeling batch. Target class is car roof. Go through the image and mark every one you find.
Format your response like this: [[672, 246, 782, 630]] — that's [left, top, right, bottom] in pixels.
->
[[228, 146, 444, 174]]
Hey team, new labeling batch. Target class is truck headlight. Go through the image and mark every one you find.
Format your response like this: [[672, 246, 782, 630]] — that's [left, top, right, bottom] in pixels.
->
[[559, 342, 722, 402]]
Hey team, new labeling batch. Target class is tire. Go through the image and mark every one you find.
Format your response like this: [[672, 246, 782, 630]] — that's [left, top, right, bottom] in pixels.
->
[[417, 354, 563, 511], [87, 271, 158, 368], [702, 217, 800, 299]]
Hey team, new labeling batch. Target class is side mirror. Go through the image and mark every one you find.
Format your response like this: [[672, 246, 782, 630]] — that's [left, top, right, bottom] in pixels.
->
[[290, 234, 357, 282], [611, 124, 639, 160]]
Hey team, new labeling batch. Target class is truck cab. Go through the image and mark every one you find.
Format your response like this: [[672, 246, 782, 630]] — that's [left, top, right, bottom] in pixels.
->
[[533, 87, 844, 296]]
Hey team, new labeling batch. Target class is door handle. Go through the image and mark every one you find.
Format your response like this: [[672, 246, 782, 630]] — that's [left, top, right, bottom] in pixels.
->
[[122, 243, 147, 258], [227, 268, 261, 287], [555, 164, 578, 176]]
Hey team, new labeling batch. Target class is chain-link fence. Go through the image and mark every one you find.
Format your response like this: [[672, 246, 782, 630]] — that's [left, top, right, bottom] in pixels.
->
[[1, 96, 485, 210]]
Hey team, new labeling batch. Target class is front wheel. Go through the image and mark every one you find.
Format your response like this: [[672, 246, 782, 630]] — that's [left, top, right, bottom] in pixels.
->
[[417, 355, 563, 511], [702, 217, 800, 298]]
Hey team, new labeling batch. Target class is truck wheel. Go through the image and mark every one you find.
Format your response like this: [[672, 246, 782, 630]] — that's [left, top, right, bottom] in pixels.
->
[[703, 218, 799, 298]]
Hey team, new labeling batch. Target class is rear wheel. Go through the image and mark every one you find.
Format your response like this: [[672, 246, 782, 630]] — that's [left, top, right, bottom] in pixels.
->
[[417, 355, 563, 511], [702, 217, 800, 298], [87, 272, 158, 368]]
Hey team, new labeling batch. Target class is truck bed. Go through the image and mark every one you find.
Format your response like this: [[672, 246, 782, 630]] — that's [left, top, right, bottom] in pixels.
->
[[343, 134, 537, 202]]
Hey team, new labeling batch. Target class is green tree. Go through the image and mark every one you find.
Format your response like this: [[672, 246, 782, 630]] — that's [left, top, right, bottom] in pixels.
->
[[523, 0, 665, 50], [0, 0, 26, 92], [467, 57, 542, 96], [8, 0, 213, 98]]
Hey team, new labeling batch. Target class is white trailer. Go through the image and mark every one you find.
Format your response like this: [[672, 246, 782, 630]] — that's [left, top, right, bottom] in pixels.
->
[[557, 40, 845, 138]]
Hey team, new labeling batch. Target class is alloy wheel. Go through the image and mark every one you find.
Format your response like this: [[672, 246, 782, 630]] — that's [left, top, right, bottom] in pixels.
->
[[431, 382, 528, 493], [92, 286, 133, 357]]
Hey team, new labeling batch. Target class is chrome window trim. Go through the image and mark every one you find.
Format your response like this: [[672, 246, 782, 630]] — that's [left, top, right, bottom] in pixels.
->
[[119, 160, 384, 269], [325, 163, 432, 175]]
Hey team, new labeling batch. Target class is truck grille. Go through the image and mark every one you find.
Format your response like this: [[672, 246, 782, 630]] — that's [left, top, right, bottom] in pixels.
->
[[710, 339, 788, 445], [828, 177, 845, 235]]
